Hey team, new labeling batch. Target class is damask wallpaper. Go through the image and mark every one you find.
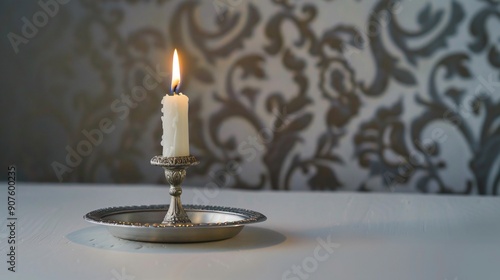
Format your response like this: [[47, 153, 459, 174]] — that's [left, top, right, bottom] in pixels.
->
[[1, 0, 499, 194]]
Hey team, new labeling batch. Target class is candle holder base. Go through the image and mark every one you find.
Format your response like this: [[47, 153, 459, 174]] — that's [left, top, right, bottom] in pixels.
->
[[84, 204, 266, 243]]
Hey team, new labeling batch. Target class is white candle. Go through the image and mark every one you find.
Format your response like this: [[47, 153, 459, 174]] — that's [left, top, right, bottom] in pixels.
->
[[161, 49, 190, 157]]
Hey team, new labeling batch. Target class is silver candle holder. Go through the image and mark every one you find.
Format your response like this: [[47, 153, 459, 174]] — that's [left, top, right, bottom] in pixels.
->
[[84, 155, 266, 243]]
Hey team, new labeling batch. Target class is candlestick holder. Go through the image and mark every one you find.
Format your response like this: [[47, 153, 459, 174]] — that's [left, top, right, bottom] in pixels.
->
[[150, 155, 198, 225], [84, 155, 266, 243]]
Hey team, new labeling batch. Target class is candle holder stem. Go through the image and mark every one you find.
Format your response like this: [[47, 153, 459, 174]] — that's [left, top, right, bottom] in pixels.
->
[[164, 168, 190, 224], [151, 155, 199, 225]]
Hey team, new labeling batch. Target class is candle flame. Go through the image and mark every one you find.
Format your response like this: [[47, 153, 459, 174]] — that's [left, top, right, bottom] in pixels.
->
[[171, 49, 180, 94]]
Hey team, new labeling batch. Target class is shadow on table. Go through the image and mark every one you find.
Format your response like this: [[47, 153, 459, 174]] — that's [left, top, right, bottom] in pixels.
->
[[66, 226, 286, 253]]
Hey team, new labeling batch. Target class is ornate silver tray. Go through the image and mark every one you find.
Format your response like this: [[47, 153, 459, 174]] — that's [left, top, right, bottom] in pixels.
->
[[84, 204, 267, 243]]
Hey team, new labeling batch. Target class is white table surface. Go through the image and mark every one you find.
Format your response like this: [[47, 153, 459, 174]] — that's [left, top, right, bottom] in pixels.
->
[[1, 183, 499, 280]]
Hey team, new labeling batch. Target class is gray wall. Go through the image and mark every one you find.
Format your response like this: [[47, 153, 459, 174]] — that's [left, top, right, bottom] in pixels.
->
[[1, 0, 499, 194]]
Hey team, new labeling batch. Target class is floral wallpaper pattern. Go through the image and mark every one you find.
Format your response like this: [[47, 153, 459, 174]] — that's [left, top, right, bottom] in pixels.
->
[[1, 0, 499, 194]]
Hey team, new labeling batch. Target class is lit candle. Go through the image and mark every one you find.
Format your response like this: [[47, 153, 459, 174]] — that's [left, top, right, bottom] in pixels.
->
[[161, 49, 190, 157]]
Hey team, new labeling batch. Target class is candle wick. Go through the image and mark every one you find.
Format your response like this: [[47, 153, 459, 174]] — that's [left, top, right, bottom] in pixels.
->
[[172, 85, 179, 95]]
